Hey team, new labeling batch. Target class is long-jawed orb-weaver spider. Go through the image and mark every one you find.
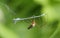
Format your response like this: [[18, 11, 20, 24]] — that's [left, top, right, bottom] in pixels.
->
[[28, 19, 36, 29]]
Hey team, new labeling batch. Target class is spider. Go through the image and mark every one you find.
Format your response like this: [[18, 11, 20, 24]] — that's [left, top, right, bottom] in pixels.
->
[[28, 19, 36, 29]]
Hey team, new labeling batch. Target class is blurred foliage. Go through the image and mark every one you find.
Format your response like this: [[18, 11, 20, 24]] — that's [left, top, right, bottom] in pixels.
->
[[0, 0, 60, 38]]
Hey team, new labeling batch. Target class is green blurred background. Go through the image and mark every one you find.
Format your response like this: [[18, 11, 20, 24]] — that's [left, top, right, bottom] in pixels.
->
[[0, 0, 60, 38]]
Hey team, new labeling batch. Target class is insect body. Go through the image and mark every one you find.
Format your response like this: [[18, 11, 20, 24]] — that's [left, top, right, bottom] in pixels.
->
[[28, 19, 36, 29]]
